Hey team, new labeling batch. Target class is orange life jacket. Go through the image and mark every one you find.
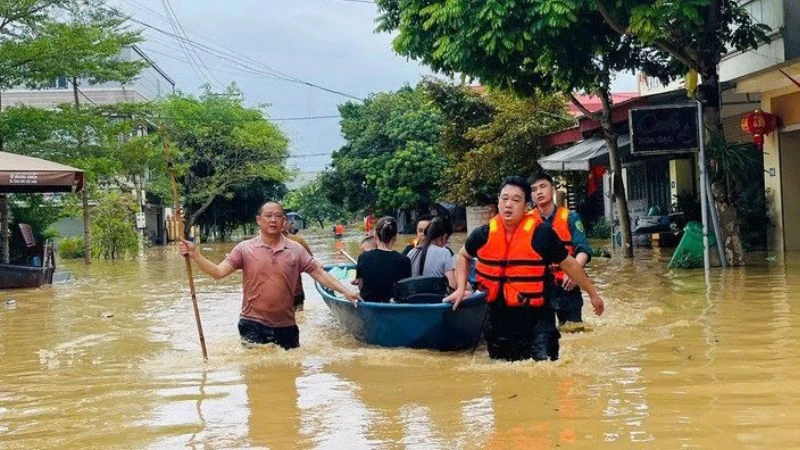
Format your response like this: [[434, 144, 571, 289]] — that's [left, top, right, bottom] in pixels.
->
[[531, 207, 574, 283], [335, 224, 344, 235], [475, 214, 547, 307]]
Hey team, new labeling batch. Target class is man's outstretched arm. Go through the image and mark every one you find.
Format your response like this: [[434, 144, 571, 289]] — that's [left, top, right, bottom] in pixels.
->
[[179, 240, 237, 280]]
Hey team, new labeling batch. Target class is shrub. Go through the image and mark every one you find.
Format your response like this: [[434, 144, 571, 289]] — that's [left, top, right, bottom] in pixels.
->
[[58, 236, 85, 259], [587, 217, 612, 239], [91, 191, 140, 260]]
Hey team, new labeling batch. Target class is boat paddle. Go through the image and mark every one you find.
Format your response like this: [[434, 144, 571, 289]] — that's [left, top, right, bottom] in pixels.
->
[[160, 125, 208, 361]]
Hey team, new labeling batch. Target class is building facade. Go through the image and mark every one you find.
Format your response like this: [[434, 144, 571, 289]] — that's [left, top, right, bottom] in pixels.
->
[[1, 45, 175, 109], [627, 0, 799, 253]]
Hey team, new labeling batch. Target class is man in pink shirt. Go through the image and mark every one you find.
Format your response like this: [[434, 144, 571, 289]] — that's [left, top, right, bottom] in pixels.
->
[[179, 201, 360, 349]]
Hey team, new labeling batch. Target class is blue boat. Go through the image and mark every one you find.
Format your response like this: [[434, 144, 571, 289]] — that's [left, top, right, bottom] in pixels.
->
[[315, 265, 487, 351]]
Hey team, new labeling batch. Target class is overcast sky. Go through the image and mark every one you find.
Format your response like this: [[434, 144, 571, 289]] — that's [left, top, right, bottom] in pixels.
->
[[114, 0, 635, 182]]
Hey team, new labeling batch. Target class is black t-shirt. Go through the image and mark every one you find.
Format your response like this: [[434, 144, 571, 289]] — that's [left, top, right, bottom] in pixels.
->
[[356, 249, 412, 302], [465, 222, 569, 289]]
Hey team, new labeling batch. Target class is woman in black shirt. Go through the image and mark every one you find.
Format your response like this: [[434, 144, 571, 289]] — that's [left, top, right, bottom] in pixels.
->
[[356, 216, 411, 302]]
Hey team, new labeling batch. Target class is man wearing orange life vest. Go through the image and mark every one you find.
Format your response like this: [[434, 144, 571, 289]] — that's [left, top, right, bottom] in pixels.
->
[[530, 172, 592, 326], [445, 176, 604, 361], [334, 223, 345, 238]]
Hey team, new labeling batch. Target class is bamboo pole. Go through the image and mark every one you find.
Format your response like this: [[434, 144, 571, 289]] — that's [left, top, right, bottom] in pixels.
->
[[340, 249, 357, 264], [160, 125, 208, 361]]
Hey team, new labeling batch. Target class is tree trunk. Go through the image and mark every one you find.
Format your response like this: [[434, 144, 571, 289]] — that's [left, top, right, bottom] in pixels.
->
[[0, 89, 8, 263], [82, 190, 91, 264], [699, 67, 745, 266], [0, 194, 9, 264], [606, 132, 633, 258], [72, 76, 80, 111], [598, 88, 633, 258], [72, 78, 92, 264]]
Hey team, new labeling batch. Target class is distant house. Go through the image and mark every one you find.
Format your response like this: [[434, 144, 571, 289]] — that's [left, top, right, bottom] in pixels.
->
[[1, 45, 175, 109]]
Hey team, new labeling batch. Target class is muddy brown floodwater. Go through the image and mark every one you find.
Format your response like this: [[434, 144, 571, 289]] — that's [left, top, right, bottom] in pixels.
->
[[2, 231, 799, 449]]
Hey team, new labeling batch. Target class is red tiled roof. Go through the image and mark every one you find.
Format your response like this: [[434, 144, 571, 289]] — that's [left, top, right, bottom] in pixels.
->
[[543, 93, 644, 147], [566, 92, 639, 117]]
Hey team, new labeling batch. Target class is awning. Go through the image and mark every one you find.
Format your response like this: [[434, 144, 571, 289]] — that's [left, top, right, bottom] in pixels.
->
[[539, 134, 630, 171], [0, 151, 85, 193]]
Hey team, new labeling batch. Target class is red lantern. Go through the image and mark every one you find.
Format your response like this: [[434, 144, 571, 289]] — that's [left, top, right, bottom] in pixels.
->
[[740, 109, 778, 150]]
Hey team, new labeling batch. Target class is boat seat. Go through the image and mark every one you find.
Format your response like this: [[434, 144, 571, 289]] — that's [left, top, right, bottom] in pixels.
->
[[393, 276, 448, 304], [19, 223, 36, 248], [17, 223, 45, 266]]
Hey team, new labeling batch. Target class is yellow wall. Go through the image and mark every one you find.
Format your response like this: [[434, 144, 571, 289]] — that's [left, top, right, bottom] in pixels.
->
[[763, 88, 800, 252], [772, 91, 800, 127], [669, 159, 695, 202], [780, 131, 800, 250]]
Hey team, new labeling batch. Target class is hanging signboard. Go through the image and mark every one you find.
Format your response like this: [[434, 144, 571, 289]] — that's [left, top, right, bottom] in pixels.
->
[[629, 104, 700, 155]]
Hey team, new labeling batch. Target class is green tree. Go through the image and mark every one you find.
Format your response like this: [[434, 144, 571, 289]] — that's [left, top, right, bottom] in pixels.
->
[[91, 190, 139, 260], [326, 84, 446, 216], [193, 178, 287, 241], [376, 0, 670, 256], [0, 0, 71, 262], [158, 85, 291, 233], [0, 0, 72, 96], [284, 179, 345, 228], [1, 104, 131, 179], [423, 80, 571, 205], [19, 2, 146, 264], [594, 0, 770, 264], [1, 103, 154, 258]]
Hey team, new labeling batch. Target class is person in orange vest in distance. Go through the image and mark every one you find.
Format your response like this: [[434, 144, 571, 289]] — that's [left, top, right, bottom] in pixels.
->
[[445, 176, 604, 361], [364, 211, 375, 233], [530, 171, 592, 326], [334, 223, 345, 238]]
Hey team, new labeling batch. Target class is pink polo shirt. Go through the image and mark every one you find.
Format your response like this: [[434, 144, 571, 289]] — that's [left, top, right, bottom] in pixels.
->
[[225, 235, 318, 327]]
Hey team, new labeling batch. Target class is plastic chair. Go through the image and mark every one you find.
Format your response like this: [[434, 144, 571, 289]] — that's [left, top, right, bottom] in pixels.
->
[[393, 276, 448, 304]]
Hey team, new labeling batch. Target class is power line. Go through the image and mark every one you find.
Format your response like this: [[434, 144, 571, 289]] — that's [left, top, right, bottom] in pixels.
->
[[271, 115, 341, 121], [140, 44, 297, 80], [108, 5, 364, 101], [76, 86, 100, 107], [287, 152, 333, 158], [159, 0, 206, 85], [161, 0, 224, 89], [121, 0, 300, 82]]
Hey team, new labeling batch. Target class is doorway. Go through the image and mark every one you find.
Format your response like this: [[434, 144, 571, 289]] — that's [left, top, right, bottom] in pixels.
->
[[780, 130, 800, 250]]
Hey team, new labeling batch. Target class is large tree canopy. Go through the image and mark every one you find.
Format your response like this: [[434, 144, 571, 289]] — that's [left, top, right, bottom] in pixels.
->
[[423, 80, 571, 205], [159, 85, 291, 231], [375, 0, 669, 257], [376, 0, 770, 263], [323, 84, 446, 215]]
